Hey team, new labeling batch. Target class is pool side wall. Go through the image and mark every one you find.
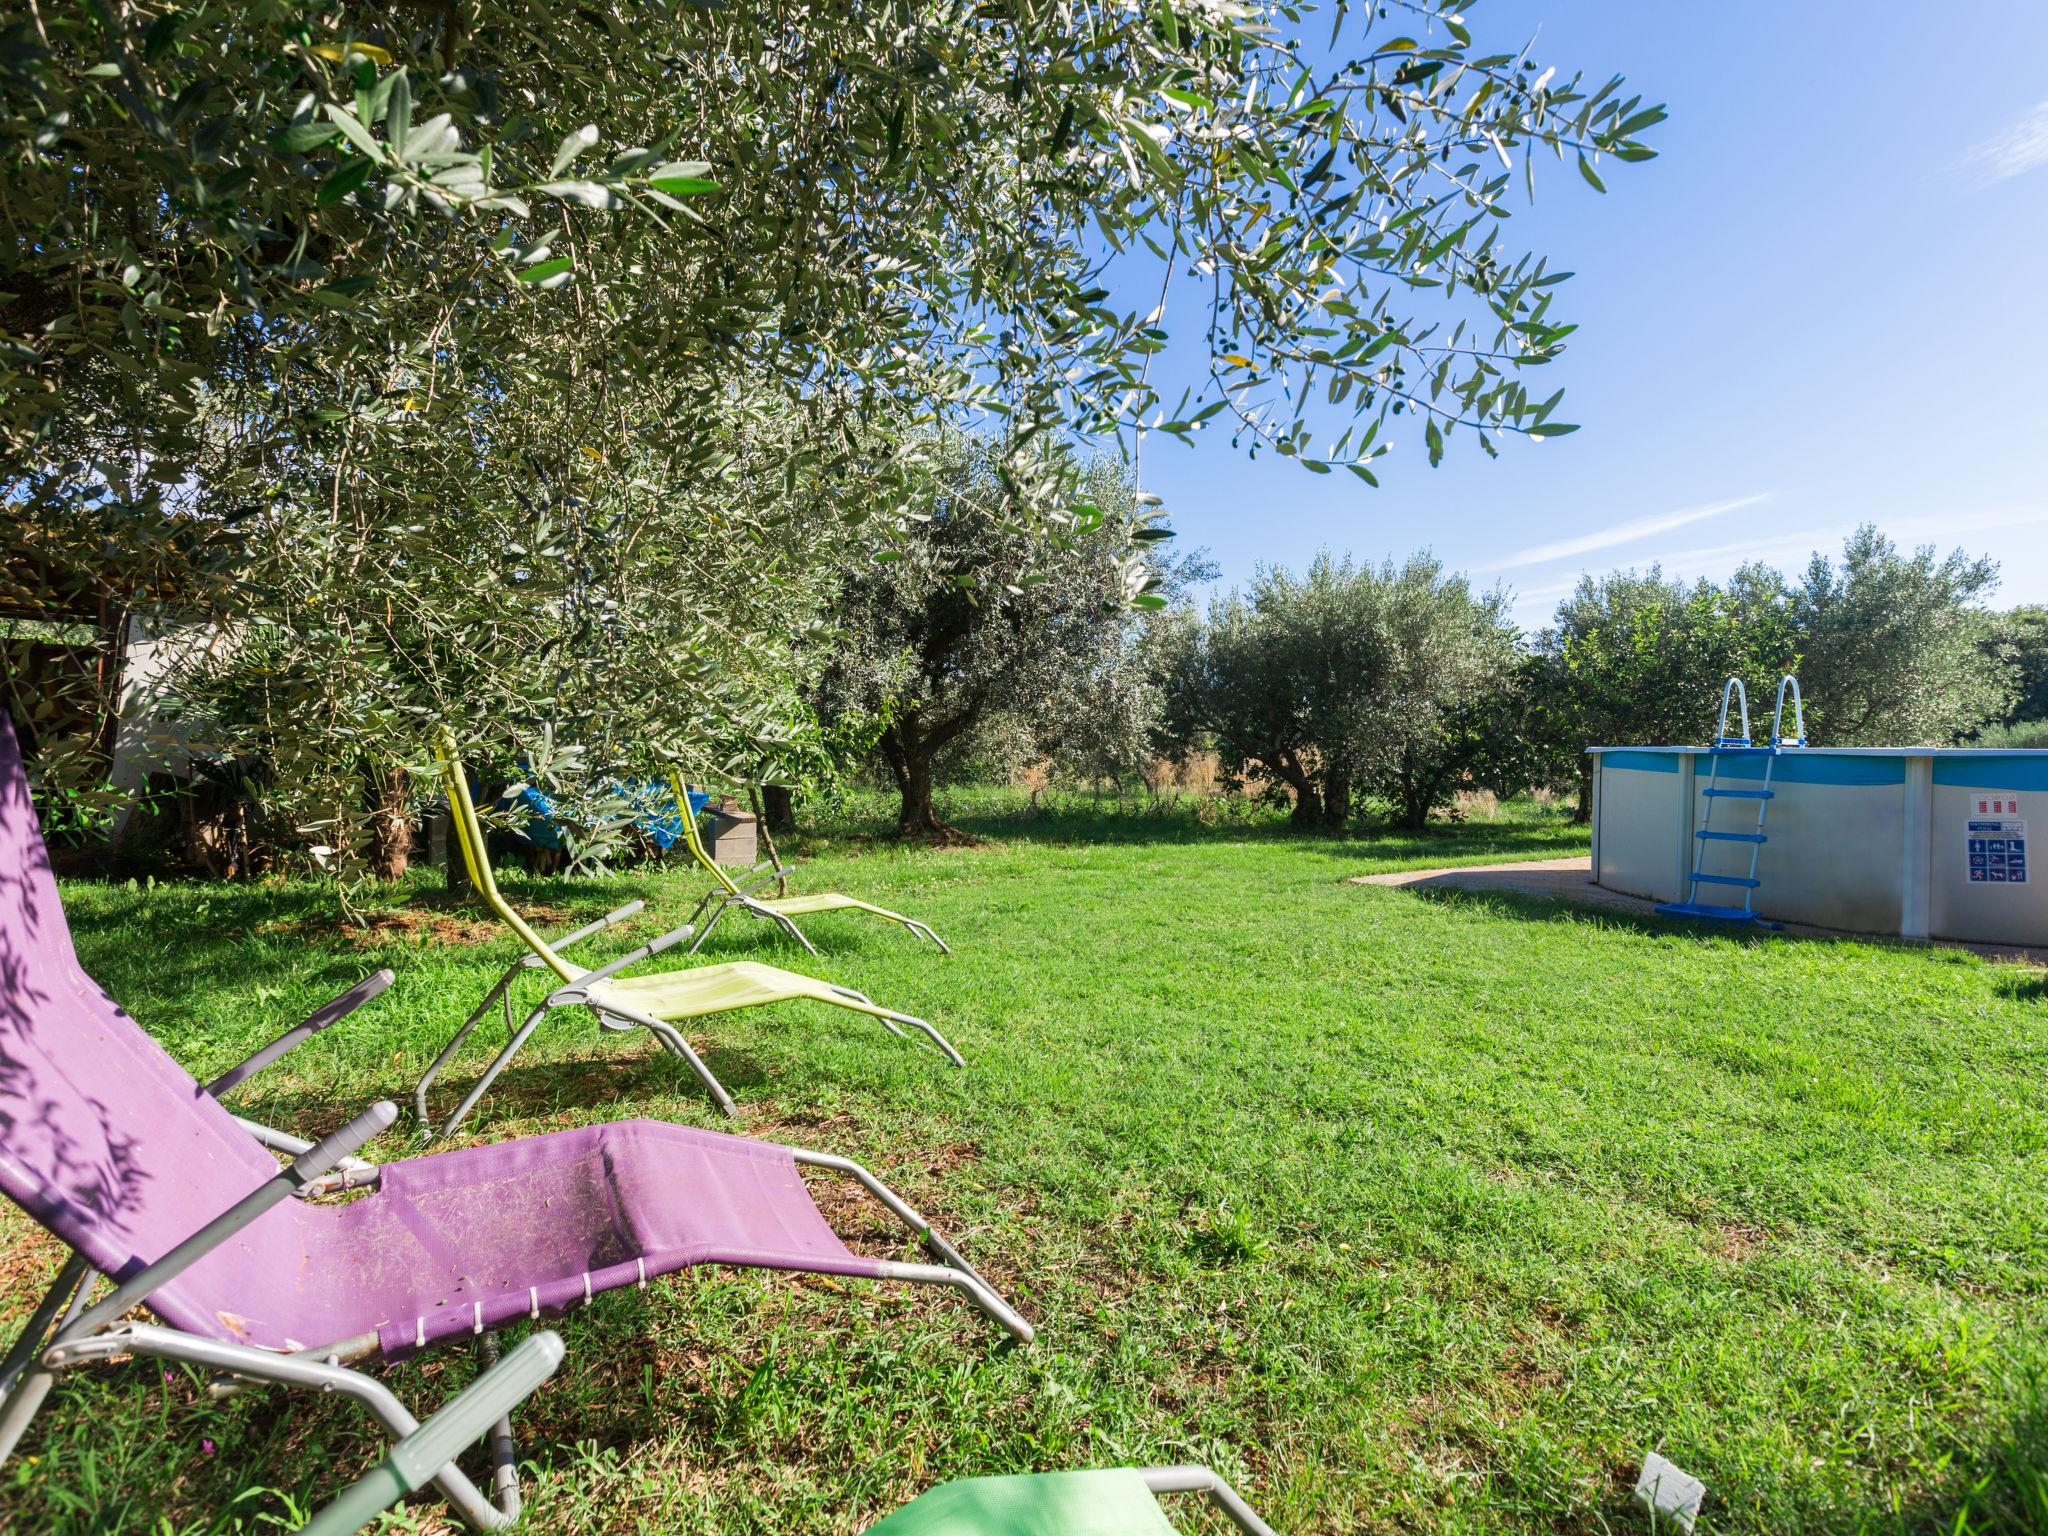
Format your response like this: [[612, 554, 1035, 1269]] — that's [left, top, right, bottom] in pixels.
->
[[1589, 748, 2047, 947]]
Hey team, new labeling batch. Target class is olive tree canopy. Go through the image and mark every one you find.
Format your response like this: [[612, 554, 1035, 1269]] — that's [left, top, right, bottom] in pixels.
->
[[2, 0, 1662, 874], [1161, 551, 1520, 828], [1529, 527, 2012, 820], [817, 436, 1168, 837]]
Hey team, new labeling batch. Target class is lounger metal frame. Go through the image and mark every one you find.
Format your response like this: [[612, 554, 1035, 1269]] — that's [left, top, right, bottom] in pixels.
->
[[420, 734, 958, 1135], [1139, 1466, 1281, 1536], [0, 966, 1026, 1532], [297, 1330, 566, 1536], [673, 772, 949, 956], [0, 981, 534, 1532]]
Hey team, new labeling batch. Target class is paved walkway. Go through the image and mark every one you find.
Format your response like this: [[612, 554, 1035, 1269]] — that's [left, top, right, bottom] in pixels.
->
[[1350, 856, 2048, 967]]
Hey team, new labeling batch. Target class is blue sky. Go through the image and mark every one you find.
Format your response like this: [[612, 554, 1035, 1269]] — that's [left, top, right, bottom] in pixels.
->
[[1137, 0, 2048, 629]]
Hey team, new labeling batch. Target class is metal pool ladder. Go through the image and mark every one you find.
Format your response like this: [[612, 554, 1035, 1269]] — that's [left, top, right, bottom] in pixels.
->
[[1656, 675, 1804, 926]]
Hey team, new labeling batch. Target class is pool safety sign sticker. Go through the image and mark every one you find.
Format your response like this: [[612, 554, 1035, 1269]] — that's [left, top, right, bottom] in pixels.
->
[[1966, 795, 2026, 884]]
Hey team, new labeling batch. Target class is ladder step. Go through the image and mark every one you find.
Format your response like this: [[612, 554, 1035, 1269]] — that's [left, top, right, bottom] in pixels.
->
[[1691, 873, 1761, 888], [1697, 831, 1766, 843], [1656, 901, 1766, 923], [1707, 745, 1775, 756], [1702, 788, 1773, 800]]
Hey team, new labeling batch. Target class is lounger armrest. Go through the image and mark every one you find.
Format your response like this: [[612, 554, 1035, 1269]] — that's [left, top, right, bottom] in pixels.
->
[[551, 900, 647, 952], [57, 1103, 401, 1347], [517, 898, 647, 970], [203, 970, 396, 1100], [733, 863, 784, 896], [558, 923, 693, 990], [296, 1330, 566, 1536]]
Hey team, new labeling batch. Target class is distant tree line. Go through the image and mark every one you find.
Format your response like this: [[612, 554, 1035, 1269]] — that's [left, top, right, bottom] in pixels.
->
[[822, 519, 2044, 834]]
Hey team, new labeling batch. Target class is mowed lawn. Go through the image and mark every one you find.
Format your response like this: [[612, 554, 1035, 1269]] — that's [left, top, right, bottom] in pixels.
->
[[7, 799, 2048, 1534]]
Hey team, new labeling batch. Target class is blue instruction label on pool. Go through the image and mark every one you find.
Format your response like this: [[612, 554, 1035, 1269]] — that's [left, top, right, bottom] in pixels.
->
[[1966, 818, 2027, 884]]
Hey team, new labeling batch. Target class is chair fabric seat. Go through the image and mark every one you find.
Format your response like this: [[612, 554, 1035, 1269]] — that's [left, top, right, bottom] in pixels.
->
[[158, 1119, 887, 1358], [757, 893, 909, 922], [586, 959, 861, 1021], [865, 1471, 1180, 1536]]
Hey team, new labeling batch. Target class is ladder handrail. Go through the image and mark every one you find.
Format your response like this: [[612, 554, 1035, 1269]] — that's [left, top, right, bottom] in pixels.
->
[[1674, 675, 1777, 921], [1771, 674, 1806, 747], [1713, 677, 1751, 747]]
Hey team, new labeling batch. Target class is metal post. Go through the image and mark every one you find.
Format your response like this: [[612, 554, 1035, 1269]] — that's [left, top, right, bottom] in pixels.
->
[[1902, 753, 1933, 940]]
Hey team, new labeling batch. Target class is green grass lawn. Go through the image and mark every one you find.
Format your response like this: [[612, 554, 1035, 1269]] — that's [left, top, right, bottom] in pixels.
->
[[8, 795, 2048, 1534]]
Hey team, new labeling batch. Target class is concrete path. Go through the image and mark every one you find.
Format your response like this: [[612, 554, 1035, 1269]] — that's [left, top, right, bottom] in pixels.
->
[[1350, 856, 2048, 967]]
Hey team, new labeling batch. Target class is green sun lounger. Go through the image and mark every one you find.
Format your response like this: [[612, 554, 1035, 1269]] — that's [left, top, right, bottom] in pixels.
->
[[672, 771, 950, 956], [416, 732, 963, 1133], [866, 1467, 1277, 1536]]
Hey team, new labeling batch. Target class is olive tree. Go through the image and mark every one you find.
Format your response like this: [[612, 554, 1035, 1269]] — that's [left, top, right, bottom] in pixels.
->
[[818, 438, 1167, 837], [1163, 554, 1388, 826], [1988, 606, 2048, 728], [4, 0, 1665, 872], [1527, 564, 1793, 816], [1529, 527, 2009, 820], [1163, 552, 1519, 828], [4, 2, 1663, 498], [147, 383, 866, 882], [1357, 557, 1523, 829], [1790, 527, 2007, 745]]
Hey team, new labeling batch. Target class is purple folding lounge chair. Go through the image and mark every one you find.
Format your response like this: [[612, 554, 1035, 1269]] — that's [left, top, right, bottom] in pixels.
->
[[0, 718, 1031, 1530]]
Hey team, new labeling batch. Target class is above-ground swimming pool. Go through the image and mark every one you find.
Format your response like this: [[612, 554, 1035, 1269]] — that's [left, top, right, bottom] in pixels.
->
[[1589, 745, 2047, 947]]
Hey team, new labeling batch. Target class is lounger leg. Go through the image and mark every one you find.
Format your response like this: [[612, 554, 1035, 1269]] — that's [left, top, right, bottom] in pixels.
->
[[825, 985, 913, 1041], [873, 1260, 1034, 1342], [433, 1001, 553, 1142], [753, 902, 818, 955], [880, 1009, 963, 1065], [0, 1255, 96, 1465], [1139, 1467, 1280, 1536], [638, 1018, 740, 1118], [826, 986, 964, 1065], [900, 917, 951, 953], [685, 895, 731, 954], [0, 1253, 90, 1404], [476, 1332, 522, 1520], [416, 962, 525, 1131], [46, 1327, 513, 1531], [791, 1150, 1032, 1343]]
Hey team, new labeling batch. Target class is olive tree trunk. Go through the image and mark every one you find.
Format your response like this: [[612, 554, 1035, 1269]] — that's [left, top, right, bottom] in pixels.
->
[[368, 766, 413, 881], [879, 720, 967, 840]]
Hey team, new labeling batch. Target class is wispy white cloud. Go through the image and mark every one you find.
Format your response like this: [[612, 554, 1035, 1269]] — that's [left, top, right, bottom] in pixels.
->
[[1642, 525, 1853, 575], [1876, 503, 2048, 545], [1503, 573, 1594, 609], [1959, 100, 2048, 187], [1480, 493, 1768, 573], [1503, 504, 2048, 625]]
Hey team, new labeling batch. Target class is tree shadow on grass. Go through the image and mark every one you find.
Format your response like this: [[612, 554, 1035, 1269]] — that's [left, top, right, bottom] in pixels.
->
[[1846, 1363, 2048, 1535], [1994, 969, 2048, 1003], [1389, 881, 1971, 963], [234, 1042, 774, 1145], [800, 796, 1591, 861], [1303, 823, 1590, 869]]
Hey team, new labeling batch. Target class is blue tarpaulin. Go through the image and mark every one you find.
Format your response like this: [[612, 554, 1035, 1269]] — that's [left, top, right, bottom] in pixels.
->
[[504, 779, 710, 851]]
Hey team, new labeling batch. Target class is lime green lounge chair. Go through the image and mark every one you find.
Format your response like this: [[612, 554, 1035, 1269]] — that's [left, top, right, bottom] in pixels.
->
[[867, 1467, 1277, 1536], [416, 734, 963, 1134], [673, 772, 949, 956]]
